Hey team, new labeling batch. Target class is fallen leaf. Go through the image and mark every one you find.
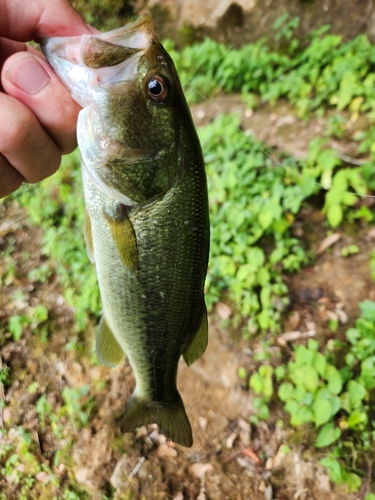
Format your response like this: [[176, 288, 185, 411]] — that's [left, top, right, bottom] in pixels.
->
[[242, 447, 262, 465], [316, 233, 341, 255]]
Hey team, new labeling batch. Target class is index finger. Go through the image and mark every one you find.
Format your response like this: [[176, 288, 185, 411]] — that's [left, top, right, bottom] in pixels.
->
[[1, 0, 94, 42]]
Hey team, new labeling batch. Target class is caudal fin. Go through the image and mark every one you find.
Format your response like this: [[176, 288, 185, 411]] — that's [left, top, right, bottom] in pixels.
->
[[120, 392, 193, 447]]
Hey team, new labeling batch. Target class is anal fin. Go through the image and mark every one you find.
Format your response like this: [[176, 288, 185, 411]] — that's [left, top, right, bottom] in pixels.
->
[[183, 302, 208, 367], [103, 204, 139, 273], [96, 316, 124, 367]]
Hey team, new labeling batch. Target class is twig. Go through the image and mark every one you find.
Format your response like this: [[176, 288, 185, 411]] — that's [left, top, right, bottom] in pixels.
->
[[129, 456, 145, 477], [337, 153, 367, 167], [0, 355, 4, 428], [0, 215, 25, 235]]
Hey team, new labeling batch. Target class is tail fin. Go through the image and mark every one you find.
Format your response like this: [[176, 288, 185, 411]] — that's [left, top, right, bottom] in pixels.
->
[[120, 392, 193, 447]]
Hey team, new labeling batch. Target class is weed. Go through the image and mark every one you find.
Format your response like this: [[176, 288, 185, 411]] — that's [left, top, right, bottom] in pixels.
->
[[248, 303, 375, 492]]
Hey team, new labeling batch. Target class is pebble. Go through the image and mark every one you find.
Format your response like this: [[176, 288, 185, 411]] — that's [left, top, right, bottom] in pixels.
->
[[216, 302, 232, 320], [36, 471, 49, 483], [265, 484, 273, 500], [226, 432, 238, 449], [2, 406, 11, 424], [155, 443, 178, 459], [237, 418, 251, 447], [198, 416, 208, 430], [172, 493, 184, 500], [188, 463, 213, 479]]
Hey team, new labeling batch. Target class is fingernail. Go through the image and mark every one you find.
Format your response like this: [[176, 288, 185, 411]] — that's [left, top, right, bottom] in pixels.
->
[[8, 55, 50, 95]]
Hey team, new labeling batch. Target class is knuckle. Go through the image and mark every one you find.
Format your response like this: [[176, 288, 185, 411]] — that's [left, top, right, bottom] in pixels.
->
[[1, 108, 35, 151], [0, 156, 23, 198]]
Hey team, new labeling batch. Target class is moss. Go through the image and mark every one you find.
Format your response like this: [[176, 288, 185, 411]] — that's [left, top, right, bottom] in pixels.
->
[[71, 0, 135, 31]]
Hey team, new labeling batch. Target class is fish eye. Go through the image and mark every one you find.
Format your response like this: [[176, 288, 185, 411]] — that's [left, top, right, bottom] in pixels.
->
[[146, 75, 169, 103]]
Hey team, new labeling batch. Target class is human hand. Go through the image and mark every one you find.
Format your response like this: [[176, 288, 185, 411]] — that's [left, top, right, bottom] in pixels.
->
[[0, 0, 97, 198]]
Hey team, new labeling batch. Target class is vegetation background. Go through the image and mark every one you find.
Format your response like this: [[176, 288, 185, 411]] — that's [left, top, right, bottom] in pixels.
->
[[1, 1, 375, 498]]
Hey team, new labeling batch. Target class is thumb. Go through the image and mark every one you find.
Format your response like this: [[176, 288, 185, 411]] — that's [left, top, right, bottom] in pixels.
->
[[2, 47, 81, 154]]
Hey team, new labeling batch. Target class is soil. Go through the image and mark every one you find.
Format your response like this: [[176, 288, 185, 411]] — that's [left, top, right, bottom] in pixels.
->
[[1, 96, 374, 499]]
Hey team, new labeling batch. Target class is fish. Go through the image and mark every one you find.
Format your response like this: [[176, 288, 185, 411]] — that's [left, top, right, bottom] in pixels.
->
[[42, 14, 210, 447]]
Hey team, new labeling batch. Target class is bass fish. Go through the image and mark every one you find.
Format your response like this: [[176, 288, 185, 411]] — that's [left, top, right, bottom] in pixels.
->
[[42, 15, 209, 447]]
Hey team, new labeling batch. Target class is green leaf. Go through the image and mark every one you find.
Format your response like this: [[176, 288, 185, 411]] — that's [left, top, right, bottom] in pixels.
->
[[258, 210, 274, 229], [258, 365, 274, 378], [314, 352, 327, 377], [347, 409, 368, 429], [307, 339, 319, 351], [344, 472, 361, 493], [278, 382, 294, 401], [302, 366, 319, 393], [313, 398, 332, 427], [8, 315, 25, 342], [330, 396, 341, 416], [249, 373, 263, 394], [258, 402, 270, 419], [359, 301, 375, 321], [290, 406, 313, 426], [324, 365, 343, 394], [348, 380, 366, 408], [294, 345, 314, 365], [327, 204, 343, 227], [315, 423, 341, 448], [256, 267, 270, 286], [320, 456, 343, 483]]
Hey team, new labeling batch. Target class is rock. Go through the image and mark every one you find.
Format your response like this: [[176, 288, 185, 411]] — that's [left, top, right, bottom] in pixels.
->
[[110, 456, 138, 492], [148, 0, 255, 29]]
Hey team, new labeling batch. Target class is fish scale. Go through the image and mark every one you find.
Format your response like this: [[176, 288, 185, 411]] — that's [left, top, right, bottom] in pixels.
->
[[42, 14, 210, 447]]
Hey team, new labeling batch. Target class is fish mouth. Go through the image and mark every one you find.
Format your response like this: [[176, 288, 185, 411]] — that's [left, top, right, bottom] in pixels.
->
[[41, 14, 155, 107], [41, 15, 162, 207]]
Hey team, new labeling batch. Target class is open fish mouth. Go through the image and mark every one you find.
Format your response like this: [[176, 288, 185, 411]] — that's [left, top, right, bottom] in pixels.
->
[[42, 15, 160, 206], [41, 15, 155, 108]]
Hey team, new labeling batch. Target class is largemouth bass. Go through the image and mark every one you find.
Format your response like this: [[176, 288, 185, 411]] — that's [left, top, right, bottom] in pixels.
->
[[42, 15, 209, 447]]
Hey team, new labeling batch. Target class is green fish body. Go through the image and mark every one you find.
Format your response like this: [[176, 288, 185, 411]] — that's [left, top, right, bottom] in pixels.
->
[[42, 15, 209, 447]]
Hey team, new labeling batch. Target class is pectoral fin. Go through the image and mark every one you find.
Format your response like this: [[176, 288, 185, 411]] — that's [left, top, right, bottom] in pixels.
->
[[84, 208, 95, 263], [96, 316, 124, 367], [183, 303, 208, 367], [103, 204, 139, 273]]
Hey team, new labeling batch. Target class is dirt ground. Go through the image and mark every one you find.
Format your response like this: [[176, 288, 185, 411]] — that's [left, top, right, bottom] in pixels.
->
[[1, 96, 374, 499]]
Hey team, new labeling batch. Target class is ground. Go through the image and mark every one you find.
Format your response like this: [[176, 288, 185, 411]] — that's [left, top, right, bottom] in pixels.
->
[[0, 96, 374, 499]]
